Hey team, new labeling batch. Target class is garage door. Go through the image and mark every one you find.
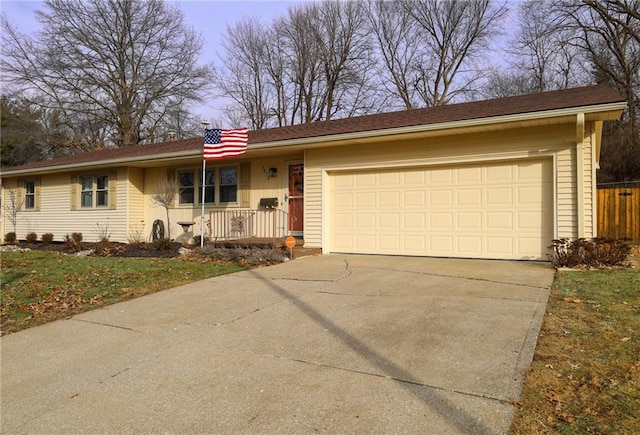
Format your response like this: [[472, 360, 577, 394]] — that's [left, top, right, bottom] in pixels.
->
[[328, 159, 553, 260]]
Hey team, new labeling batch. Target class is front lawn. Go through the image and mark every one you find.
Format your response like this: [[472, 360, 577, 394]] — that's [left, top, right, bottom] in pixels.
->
[[1, 250, 246, 335], [510, 266, 640, 434]]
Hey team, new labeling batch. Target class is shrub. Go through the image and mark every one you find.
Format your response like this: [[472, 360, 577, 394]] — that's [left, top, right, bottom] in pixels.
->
[[41, 233, 54, 244], [154, 237, 172, 250], [64, 233, 84, 252], [191, 235, 209, 246], [25, 232, 38, 243], [197, 245, 287, 266], [4, 232, 17, 244], [128, 223, 147, 246], [548, 238, 631, 268], [93, 238, 125, 257]]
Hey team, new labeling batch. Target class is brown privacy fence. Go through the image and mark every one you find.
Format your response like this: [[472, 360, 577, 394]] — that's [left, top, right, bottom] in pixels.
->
[[597, 181, 640, 244]]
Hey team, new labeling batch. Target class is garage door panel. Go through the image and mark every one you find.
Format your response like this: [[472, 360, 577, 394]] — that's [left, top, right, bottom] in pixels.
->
[[404, 190, 426, 206], [405, 171, 426, 185], [487, 238, 514, 254], [457, 237, 482, 254], [430, 168, 453, 183], [457, 212, 482, 229], [355, 234, 376, 250], [457, 166, 482, 182], [430, 213, 453, 229], [380, 172, 401, 185], [487, 187, 513, 205], [356, 173, 376, 186], [356, 213, 375, 228], [457, 189, 482, 206], [404, 213, 426, 228], [355, 192, 376, 207], [487, 212, 513, 229], [486, 165, 513, 181], [380, 213, 400, 228], [379, 235, 400, 250], [430, 190, 453, 206], [380, 192, 400, 207], [517, 186, 544, 204], [329, 159, 552, 260]]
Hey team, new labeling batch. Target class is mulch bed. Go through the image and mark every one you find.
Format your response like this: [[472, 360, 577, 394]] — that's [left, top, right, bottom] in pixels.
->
[[14, 241, 184, 258]]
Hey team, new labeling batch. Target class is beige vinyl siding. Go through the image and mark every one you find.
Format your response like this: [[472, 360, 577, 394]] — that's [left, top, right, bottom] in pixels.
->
[[556, 147, 577, 238], [9, 169, 127, 242], [306, 124, 577, 249], [127, 167, 145, 241], [304, 151, 322, 247], [583, 122, 595, 237]]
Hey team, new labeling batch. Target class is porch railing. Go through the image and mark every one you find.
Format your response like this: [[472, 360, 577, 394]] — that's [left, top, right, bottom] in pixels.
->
[[208, 209, 296, 241]]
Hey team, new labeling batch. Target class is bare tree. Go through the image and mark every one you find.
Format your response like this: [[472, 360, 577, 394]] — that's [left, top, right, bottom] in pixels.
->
[[560, 0, 640, 181], [312, 1, 377, 121], [149, 177, 179, 240], [399, 0, 507, 106], [2, 189, 23, 235], [364, 0, 422, 109], [214, 18, 272, 130], [215, 0, 378, 128], [508, 0, 589, 92], [1, 0, 214, 148], [481, 71, 539, 99]]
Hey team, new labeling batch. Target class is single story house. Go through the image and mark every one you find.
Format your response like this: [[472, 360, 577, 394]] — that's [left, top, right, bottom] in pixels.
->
[[0, 84, 626, 260]]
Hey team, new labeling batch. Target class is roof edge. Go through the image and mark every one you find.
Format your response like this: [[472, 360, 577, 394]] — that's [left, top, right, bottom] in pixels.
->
[[249, 101, 627, 150]]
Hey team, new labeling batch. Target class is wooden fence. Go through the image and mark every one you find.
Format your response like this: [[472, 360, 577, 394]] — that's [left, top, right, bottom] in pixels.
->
[[597, 183, 640, 244]]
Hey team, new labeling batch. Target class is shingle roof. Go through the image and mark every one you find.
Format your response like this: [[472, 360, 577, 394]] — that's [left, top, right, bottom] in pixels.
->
[[1, 83, 625, 174]]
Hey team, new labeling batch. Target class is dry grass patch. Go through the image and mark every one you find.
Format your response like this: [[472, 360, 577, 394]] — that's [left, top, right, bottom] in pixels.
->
[[1, 250, 246, 335], [510, 256, 640, 434]]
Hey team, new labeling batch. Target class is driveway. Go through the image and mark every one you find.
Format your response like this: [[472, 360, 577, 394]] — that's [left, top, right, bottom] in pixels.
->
[[1, 255, 554, 434]]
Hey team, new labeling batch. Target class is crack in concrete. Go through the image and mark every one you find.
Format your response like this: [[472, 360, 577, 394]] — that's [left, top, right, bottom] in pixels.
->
[[71, 318, 140, 332], [355, 264, 551, 290], [237, 259, 354, 283], [208, 343, 509, 406]]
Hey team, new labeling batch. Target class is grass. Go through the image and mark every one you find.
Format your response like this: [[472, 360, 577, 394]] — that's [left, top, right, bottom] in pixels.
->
[[510, 265, 640, 434], [0, 250, 246, 335]]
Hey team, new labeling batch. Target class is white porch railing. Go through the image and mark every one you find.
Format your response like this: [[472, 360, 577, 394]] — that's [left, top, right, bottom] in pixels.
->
[[208, 209, 296, 241]]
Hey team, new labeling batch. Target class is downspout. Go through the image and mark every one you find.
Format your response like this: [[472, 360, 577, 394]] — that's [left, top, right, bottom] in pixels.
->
[[592, 122, 602, 239], [576, 113, 585, 238]]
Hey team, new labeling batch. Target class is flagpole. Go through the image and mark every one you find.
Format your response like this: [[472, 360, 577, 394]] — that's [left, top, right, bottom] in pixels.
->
[[201, 157, 206, 248], [201, 121, 210, 248]]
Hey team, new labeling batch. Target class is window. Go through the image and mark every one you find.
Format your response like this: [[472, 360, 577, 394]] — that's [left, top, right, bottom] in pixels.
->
[[220, 167, 237, 203], [178, 166, 238, 205], [80, 175, 109, 208], [202, 169, 216, 203], [179, 171, 195, 204], [24, 181, 36, 209]]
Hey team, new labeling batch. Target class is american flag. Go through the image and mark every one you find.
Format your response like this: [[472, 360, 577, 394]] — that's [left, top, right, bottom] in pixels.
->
[[203, 127, 249, 160]]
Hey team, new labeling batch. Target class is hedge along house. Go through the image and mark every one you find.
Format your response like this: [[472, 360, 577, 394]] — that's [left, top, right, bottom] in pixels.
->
[[0, 84, 626, 260]]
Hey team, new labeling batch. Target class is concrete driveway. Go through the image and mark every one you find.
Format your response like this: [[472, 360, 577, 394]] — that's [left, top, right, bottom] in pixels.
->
[[1, 255, 554, 434]]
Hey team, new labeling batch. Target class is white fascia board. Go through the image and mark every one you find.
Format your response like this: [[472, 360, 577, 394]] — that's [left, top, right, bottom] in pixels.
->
[[250, 102, 627, 151], [1, 150, 202, 176]]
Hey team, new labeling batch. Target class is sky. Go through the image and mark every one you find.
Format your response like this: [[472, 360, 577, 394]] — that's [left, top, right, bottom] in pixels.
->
[[0, 0, 306, 119], [1, 0, 519, 122]]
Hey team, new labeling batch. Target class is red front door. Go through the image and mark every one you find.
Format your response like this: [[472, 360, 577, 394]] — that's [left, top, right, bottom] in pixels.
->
[[288, 163, 304, 236]]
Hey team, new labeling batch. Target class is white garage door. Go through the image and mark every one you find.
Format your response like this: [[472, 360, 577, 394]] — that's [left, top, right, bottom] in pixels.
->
[[328, 159, 553, 260]]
